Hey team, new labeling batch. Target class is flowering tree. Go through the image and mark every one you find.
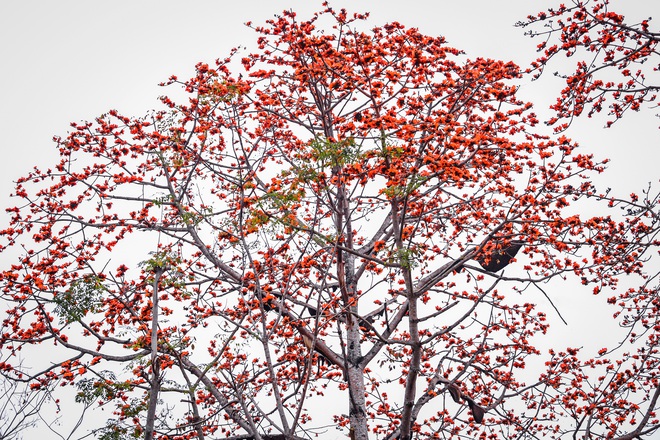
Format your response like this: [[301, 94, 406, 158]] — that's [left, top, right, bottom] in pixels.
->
[[1, 5, 658, 440], [519, 0, 659, 129]]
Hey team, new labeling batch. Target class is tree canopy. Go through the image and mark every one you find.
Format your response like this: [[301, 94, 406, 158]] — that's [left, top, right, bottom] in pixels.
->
[[519, 0, 659, 129], [0, 4, 658, 440]]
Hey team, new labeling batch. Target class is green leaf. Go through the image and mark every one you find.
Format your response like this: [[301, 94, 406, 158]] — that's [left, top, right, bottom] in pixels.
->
[[54, 275, 104, 325]]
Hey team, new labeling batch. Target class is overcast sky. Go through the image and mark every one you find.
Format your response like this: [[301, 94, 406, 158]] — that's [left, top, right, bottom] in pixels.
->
[[0, 1, 658, 436], [1, 1, 657, 210]]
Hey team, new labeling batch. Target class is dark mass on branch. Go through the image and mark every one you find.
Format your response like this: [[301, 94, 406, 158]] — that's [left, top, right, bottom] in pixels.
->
[[305, 284, 339, 317], [301, 333, 314, 351], [446, 383, 486, 424], [259, 293, 278, 312], [301, 333, 329, 366], [475, 240, 524, 272]]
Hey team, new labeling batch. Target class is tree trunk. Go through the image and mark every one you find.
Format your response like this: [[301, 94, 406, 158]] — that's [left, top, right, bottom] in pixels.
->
[[145, 269, 164, 440]]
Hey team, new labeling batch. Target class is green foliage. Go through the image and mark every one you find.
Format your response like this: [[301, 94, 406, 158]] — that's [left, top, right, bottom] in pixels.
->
[[78, 375, 144, 440], [139, 251, 181, 274], [121, 398, 149, 418], [310, 136, 360, 168], [395, 247, 420, 270], [253, 136, 368, 234], [151, 194, 172, 207], [180, 209, 204, 226], [53, 275, 104, 325], [260, 188, 306, 216], [139, 251, 189, 293], [75, 372, 134, 405]]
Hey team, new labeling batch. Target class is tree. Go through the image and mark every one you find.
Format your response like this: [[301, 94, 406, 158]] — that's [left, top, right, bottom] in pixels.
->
[[0, 375, 50, 440], [518, 0, 659, 129], [0, 5, 658, 439]]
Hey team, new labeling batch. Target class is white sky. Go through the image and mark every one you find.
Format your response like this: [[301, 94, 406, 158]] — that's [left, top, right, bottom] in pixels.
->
[[1, 0, 657, 213], [0, 0, 658, 437]]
